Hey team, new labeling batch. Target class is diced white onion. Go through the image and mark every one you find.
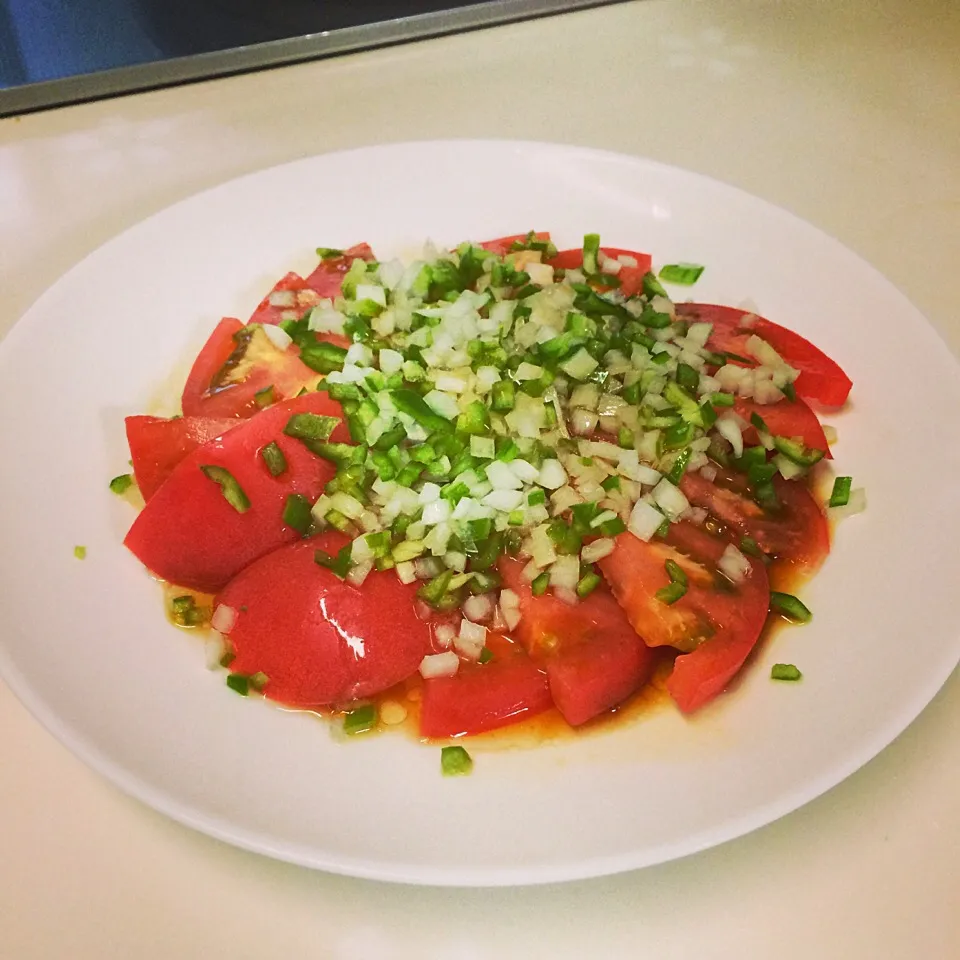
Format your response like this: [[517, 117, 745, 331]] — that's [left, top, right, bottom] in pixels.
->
[[456, 619, 487, 659], [486, 460, 523, 490], [435, 374, 468, 393], [378, 348, 404, 374], [652, 478, 690, 519], [423, 390, 460, 419], [570, 383, 600, 410], [716, 416, 744, 458], [509, 458, 541, 483], [463, 593, 495, 623], [355, 283, 387, 307], [482, 489, 524, 512], [262, 324, 293, 351], [499, 589, 522, 630], [346, 560, 373, 587], [571, 408, 599, 436], [419, 651, 459, 679], [395, 560, 418, 585], [562, 348, 600, 381], [538, 459, 567, 489], [581, 538, 615, 563], [434, 624, 456, 649], [628, 499, 665, 542], [421, 499, 452, 525], [718, 543, 751, 583], [515, 361, 544, 381], [210, 604, 238, 635]]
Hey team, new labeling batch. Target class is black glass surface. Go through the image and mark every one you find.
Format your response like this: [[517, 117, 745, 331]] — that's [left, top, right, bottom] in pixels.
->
[[0, 0, 619, 115]]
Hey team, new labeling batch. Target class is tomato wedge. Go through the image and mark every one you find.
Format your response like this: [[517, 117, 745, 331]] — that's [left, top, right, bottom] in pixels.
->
[[217, 531, 432, 707], [304, 243, 375, 300], [548, 246, 653, 296], [419, 634, 553, 738], [124, 393, 350, 592], [598, 524, 770, 713], [734, 397, 831, 457], [676, 302, 852, 407], [679, 469, 829, 573], [499, 557, 656, 726], [180, 318, 323, 419], [126, 414, 238, 501]]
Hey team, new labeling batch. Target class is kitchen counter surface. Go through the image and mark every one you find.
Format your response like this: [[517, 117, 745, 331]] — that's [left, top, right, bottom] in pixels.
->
[[1, 1, 958, 956]]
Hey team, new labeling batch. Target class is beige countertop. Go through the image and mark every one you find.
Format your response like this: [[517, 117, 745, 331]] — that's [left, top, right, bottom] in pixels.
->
[[1, 1, 958, 956]]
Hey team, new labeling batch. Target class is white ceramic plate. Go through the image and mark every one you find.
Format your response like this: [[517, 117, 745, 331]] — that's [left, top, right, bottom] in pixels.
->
[[1, 141, 958, 886]]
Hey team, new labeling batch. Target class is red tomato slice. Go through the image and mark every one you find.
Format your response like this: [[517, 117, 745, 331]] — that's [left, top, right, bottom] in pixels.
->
[[547, 246, 653, 296], [734, 397, 831, 457], [499, 557, 656, 726], [676, 303, 852, 407], [477, 232, 552, 257], [124, 393, 350, 592], [304, 243, 375, 300], [216, 531, 431, 707], [180, 318, 323, 419], [598, 524, 770, 713], [679, 469, 829, 573], [419, 635, 553, 738], [125, 415, 238, 501]]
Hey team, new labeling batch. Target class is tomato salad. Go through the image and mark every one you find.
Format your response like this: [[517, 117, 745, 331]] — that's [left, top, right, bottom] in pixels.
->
[[116, 232, 861, 760]]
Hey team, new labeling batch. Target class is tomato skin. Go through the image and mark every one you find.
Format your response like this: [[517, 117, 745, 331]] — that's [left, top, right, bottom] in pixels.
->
[[499, 557, 656, 726], [125, 415, 238, 501], [181, 318, 245, 418], [477, 232, 551, 257], [679, 470, 829, 573], [304, 243, 375, 300], [123, 393, 349, 592], [734, 397, 831, 457], [419, 638, 553, 738], [180, 318, 323, 419], [676, 302, 852, 407], [598, 525, 770, 713], [547, 246, 653, 296], [217, 531, 431, 707]]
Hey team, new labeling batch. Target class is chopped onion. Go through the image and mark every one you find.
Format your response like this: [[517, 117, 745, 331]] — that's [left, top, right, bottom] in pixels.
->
[[538, 459, 567, 489], [346, 560, 373, 587], [423, 390, 459, 419], [581, 538, 615, 563], [509, 458, 541, 483], [482, 489, 524, 512], [210, 604, 237, 635], [499, 589, 522, 630], [463, 593, 495, 623], [455, 619, 487, 659], [395, 561, 417, 585], [571, 408, 599, 436], [262, 324, 293, 351], [652, 478, 690, 519], [716, 416, 744, 458], [419, 651, 459, 679], [434, 624, 456, 649], [718, 543, 750, 583], [628, 499, 664, 541]]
